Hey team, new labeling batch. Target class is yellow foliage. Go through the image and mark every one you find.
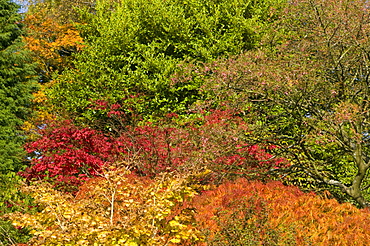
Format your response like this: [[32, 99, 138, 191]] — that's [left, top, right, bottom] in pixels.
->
[[32, 89, 47, 104], [6, 167, 201, 245], [24, 11, 85, 80], [23, 84, 55, 139]]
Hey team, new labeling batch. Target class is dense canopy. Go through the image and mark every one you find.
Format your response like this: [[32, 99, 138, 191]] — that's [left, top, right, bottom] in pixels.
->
[[2, 0, 370, 245]]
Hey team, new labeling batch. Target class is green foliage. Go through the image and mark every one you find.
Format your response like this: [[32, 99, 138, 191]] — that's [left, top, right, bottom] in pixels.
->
[[0, 0, 38, 172], [0, 173, 35, 245], [0, 1, 38, 244], [47, 0, 286, 124], [0, 220, 31, 246], [184, 0, 370, 207]]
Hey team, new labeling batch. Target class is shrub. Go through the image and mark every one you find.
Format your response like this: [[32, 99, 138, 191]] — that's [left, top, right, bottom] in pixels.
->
[[21, 110, 286, 191], [7, 167, 201, 245], [190, 178, 370, 245]]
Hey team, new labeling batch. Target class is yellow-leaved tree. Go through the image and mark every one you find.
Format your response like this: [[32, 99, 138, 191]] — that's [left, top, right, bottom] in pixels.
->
[[6, 166, 202, 245]]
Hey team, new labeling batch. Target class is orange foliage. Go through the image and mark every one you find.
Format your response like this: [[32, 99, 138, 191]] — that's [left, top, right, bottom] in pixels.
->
[[190, 179, 370, 245], [24, 9, 84, 81], [22, 85, 55, 139], [7, 173, 370, 245], [21, 9, 84, 133], [268, 188, 370, 245]]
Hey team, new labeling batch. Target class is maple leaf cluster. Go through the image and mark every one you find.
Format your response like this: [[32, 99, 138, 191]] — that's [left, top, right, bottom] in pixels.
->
[[20, 108, 285, 192]]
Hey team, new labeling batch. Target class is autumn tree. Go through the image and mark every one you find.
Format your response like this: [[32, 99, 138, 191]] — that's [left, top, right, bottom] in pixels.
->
[[191, 178, 370, 245], [20, 0, 93, 82], [20, 109, 286, 192], [18, 0, 90, 135], [7, 167, 201, 245], [262, 0, 370, 208], [23, 10, 84, 83]]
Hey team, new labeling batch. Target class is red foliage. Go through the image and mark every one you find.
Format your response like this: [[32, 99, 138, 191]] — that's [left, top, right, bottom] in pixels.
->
[[21, 108, 287, 191], [117, 124, 188, 176], [20, 120, 125, 190]]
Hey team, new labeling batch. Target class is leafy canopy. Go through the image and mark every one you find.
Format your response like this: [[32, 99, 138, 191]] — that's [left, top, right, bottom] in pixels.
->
[[46, 0, 286, 124], [189, 0, 370, 207]]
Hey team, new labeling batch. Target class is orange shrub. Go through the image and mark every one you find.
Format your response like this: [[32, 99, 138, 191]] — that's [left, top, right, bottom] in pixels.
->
[[190, 179, 370, 245]]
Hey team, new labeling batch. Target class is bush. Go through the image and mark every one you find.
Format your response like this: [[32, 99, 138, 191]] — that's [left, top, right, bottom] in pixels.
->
[[7, 167, 201, 245], [21, 110, 286, 191], [190, 178, 370, 245], [0, 173, 36, 245]]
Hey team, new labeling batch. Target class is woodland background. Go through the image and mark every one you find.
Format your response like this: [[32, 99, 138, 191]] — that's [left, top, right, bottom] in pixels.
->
[[2, 0, 370, 245]]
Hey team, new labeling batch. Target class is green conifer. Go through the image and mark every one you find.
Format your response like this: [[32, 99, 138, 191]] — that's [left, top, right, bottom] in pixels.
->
[[0, 0, 37, 173]]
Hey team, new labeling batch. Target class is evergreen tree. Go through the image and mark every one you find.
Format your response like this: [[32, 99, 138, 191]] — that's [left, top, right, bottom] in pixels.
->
[[0, 0, 37, 173]]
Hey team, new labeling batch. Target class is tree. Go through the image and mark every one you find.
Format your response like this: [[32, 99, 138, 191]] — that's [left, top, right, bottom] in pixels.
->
[[20, 0, 93, 83], [263, 0, 370, 208], [22, 0, 96, 24], [191, 178, 370, 245], [8, 167, 201, 245], [0, 0, 37, 173], [0, 1, 38, 244], [45, 0, 286, 126], [17, 0, 90, 135], [21, 110, 286, 192], [192, 0, 370, 207], [23, 10, 85, 83]]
